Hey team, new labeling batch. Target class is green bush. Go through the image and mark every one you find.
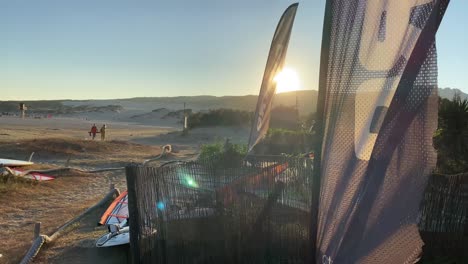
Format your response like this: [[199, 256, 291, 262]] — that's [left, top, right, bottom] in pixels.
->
[[270, 105, 299, 130], [254, 128, 317, 155], [198, 141, 248, 168], [188, 109, 252, 129], [435, 95, 468, 173]]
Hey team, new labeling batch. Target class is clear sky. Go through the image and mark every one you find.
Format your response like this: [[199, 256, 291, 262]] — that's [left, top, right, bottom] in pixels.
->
[[1, 0, 467, 100]]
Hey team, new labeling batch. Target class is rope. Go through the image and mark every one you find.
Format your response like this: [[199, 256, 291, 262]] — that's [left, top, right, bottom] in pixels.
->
[[4, 144, 172, 178], [3, 166, 124, 178], [142, 144, 172, 166], [19, 236, 50, 264]]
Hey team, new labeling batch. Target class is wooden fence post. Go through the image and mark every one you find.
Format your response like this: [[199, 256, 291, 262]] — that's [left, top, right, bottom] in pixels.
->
[[33, 222, 41, 240]]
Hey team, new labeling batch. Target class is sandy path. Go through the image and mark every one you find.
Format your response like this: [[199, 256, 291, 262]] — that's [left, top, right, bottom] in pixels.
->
[[0, 116, 174, 143]]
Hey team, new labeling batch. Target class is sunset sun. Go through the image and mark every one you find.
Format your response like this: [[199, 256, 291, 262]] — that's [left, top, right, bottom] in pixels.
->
[[274, 68, 300, 93]]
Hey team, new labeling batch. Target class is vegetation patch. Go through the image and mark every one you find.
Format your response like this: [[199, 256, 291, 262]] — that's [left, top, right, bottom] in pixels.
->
[[434, 94, 468, 173], [270, 105, 299, 130], [0, 174, 39, 194], [189, 109, 252, 128], [163, 109, 193, 119], [198, 140, 248, 168], [152, 108, 168, 112], [254, 128, 316, 155], [0, 101, 123, 115]]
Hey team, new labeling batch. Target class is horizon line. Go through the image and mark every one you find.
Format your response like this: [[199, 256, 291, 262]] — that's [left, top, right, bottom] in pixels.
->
[[1, 89, 319, 102], [2, 86, 465, 102]]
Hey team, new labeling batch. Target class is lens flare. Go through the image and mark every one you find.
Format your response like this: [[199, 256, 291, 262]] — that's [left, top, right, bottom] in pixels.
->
[[182, 175, 199, 188], [156, 201, 165, 210]]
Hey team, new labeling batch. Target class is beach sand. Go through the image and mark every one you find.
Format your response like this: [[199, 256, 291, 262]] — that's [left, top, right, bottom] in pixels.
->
[[0, 116, 248, 263]]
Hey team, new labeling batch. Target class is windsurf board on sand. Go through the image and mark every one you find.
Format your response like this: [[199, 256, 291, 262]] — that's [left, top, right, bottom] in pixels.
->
[[0, 158, 33, 167], [95, 226, 130, 247], [97, 195, 130, 247]]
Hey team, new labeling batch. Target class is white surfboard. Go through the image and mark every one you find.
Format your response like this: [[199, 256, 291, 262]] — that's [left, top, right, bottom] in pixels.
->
[[0, 158, 33, 167], [96, 226, 130, 247]]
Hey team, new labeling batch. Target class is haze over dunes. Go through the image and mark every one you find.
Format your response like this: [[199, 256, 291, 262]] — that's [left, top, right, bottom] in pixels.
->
[[1, 88, 465, 118]]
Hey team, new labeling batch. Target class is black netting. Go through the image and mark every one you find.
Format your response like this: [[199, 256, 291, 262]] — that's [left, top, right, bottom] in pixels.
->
[[126, 156, 314, 264], [419, 173, 468, 261], [125, 156, 467, 263]]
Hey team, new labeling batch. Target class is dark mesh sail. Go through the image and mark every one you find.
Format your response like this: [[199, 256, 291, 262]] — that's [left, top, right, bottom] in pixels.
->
[[248, 3, 298, 153], [316, 0, 449, 263]]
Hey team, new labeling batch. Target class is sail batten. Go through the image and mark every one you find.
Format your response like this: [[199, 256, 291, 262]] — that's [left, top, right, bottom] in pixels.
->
[[99, 190, 129, 226]]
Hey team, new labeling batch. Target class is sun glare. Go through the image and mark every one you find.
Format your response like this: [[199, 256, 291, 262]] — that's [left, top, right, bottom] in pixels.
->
[[274, 68, 300, 94]]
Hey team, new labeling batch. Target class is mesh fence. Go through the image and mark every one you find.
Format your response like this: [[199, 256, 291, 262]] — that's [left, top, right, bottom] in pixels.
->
[[126, 156, 314, 264], [419, 173, 468, 260], [126, 157, 467, 263]]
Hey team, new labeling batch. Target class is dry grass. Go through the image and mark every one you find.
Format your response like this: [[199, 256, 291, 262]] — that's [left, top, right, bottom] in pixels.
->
[[31, 200, 129, 264], [0, 138, 162, 164], [0, 175, 108, 263], [0, 138, 163, 263], [0, 116, 204, 263]]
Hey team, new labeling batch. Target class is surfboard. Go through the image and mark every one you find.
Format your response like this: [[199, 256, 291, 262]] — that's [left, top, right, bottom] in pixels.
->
[[95, 226, 130, 247], [0, 158, 33, 167]]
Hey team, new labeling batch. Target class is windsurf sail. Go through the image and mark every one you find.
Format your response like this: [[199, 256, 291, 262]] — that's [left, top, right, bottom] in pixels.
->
[[99, 190, 129, 226], [247, 3, 299, 153], [8, 168, 55, 181], [216, 162, 288, 205], [314, 0, 450, 263]]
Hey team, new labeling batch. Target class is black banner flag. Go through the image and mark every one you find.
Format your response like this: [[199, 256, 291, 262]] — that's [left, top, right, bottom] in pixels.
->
[[315, 0, 449, 263], [248, 3, 298, 153]]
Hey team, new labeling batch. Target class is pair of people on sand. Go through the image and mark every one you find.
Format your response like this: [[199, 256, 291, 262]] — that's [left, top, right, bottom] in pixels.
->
[[89, 124, 106, 140]]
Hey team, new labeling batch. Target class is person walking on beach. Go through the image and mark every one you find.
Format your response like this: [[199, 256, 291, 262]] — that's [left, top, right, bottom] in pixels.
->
[[100, 124, 107, 141], [90, 124, 98, 140]]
